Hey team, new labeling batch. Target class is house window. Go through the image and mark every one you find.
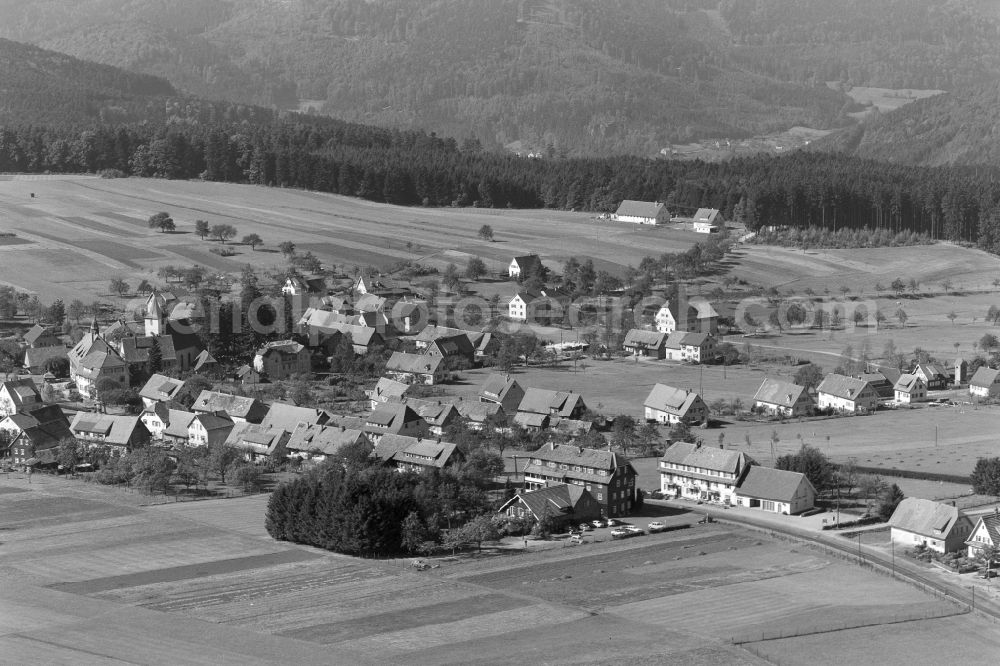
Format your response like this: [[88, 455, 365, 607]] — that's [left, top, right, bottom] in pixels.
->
[[597, 493, 603, 500]]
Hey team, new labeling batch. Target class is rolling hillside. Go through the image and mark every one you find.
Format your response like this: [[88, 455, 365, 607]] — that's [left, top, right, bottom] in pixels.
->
[[0, 37, 176, 124]]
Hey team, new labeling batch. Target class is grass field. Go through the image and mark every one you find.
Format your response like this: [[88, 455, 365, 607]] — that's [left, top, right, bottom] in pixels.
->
[[2, 474, 992, 665]]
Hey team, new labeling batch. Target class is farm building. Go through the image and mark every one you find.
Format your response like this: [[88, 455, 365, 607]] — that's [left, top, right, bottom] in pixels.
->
[[969, 367, 1000, 398], [363, 403, 428, 443], [367, 377, 413, 409], [0, 379, 42, 417], [424, 333, 476, 364], [372, 434, 463, 473], [455, 400, 505, 431], [261, 402, 330, 432], [623, 329, 667, 359], [912, 363, 949, 390], [816, 374, 877, 414], [70, 413, 150, 453], [1, 405, 73, 466], [663, 331, 716, 363], [889, 498, 972, 554], [893, 374, 927, 403], [285, 423, 370, 461], [498, 483, 602, 529], [655, 299, 719, 335], [518, 387, 587, 420], [23, 324, 61, 348], [519, 442, 637, 518], [384, 352, 447, 385], [508, 289, 543, 322], [692, 208, 721, 233], [856, 372, 896, 402], [508, 254, 543, 278], [659, 441, 754, 505], [225, 422, 290, 462], [613, 200, 670, 225], [138, 374, 185, 410], [398, 398, 460, 436], [643, 384, 706, 425], [191, 391, 268, 424], [734, 466, 815, 515], [966, 512, 1000, 559], [23, 346, 68, 375], [752, 378, 813, 417], [281, 275, 326, 296]]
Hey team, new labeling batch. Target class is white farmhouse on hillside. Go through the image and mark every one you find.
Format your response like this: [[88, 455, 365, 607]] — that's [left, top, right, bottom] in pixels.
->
[[752, 378, 813, 417], [893, 373, 926, 403], [969, 367, 1000, 398], [643, 384, 706, 425], [613, 200, 670, 225], [508, 254, 542, 278]]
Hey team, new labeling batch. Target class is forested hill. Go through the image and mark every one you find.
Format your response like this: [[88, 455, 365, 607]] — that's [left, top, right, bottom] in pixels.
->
[[8, 0, 1000, 157], [0, 38, 178, 124], [816, 84, 1000, 166]]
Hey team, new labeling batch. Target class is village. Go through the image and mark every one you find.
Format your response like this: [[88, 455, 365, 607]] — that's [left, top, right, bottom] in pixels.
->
[[0, 195, 996, 582]]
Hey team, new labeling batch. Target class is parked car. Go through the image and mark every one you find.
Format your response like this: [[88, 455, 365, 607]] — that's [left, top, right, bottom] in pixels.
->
[[579, 522, 594, 531], [625, 525, 645, 535], [647, 521, 667, 533], [592, 519, 608, 528], [606, 518, 622, 527], [611, 526, 645, 540]]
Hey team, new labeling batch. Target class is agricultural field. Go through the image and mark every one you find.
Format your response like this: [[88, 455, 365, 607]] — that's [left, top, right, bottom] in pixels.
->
[[2, 474, 995, 665], [0, 175, 703, 303]]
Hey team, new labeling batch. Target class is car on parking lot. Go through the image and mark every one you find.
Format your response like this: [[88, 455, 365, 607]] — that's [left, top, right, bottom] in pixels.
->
[[606, 518, 622, 527], [579, 522, 594, 531], [592, 519, 608, 528], [647, 521, 667, 533], [611, 525, 646, 540], [624, 525, 645, 535]]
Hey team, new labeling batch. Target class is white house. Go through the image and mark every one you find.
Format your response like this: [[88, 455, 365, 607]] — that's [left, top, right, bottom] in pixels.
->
[[752, 378, 813, 417], [966, 512, 1000, 559], [655, 299, 719, 335], [508, 289, 545, 321], [692, 208, 720, 233], [508, 254, 542, 278], [889, 498, 972, 554], [659, 441, 754, 504], [893, 373, 927, 403], [816, 374, 878, 413], [735, 466, 815, 515], [613, 200, 670, 225], [643, 384, 707, 425], [969, 367, 1000, 399], [0, 379, 42, 417]]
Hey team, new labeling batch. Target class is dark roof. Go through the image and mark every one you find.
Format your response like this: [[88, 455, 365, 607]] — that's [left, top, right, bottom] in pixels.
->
[[24, 324, 58, 345], [286, 423, 369, 456], [736, 466, 812, 502], [511, 255, 542, 272], [894, 373, 924, 393], [623, 329, 666, 348], [372, 434, 460, 469], [525, 442, 631, 474], [23, 346, 67, 369], [614, 200, 665, 219], [256, 340, 306, 357], [70, 413, 146, 446], [499, 483, 595, 520], [480, 373, 521, 402]]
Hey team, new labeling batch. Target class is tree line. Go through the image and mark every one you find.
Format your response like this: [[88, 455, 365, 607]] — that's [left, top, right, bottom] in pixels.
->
[[5, 120, 1000, 251]]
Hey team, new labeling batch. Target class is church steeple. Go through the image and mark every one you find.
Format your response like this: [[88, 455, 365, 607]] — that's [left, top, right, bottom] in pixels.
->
[[144, 289, 166, 337]]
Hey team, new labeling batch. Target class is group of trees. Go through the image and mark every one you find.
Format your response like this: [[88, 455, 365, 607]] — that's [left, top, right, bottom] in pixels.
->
[[266, 454, 500, 557]]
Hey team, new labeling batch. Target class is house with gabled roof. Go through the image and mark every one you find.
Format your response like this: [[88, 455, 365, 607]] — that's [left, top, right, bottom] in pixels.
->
[[969, 366, 1000, 399], [613, 200, 669, 225], [191, 390, 268, 424], [455, 400, 506, 431], [24, 346, 68, 375], [174, 411, 233, 448], [659, 441, 754, 504], [385, 352, 447, 385], [508, 289, 543, 322], [498, 483, 603, 529], [399, 398, 460, 436], [735, 466, 815, 515], [2, 404, 73, 465], [372, 434, 463, 473], [912, 363, 948, 390], [816, 374, 877, 413], [138, 374, 185, 410], [623, 329, 667, 359], [655, 298, 719, 335], [355, 293, 388, 313], [508, 254, 542, 278], [644, 384, 706, 425], [24, 324, 61, 348], [519, 442, 637, 517], [692, 208, 721, 233], [888, 497, 972, 554], [225, 421, 290, 461], [966, 511, 1000, 559], [518, 387, 587, 422], [281, 274, 327, 297], [253, 340, 311, 380], [753, 378, 813, 418], [425, 334, 476, 364], [261, 401, 330, 433], [663, 331, 716, 363], [70, 412, 150, 453], [479, 373, 525, 413], [285, 423, 370, 461], [366, 377, 413, 409], [363, 403, 428, 443], [893, 373, 927, 403], [856, 372, 896, 402], [0, 379, 42, 417]]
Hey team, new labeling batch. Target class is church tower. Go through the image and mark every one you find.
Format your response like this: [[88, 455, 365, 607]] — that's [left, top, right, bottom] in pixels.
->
[[144, 291, 166, 337]]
